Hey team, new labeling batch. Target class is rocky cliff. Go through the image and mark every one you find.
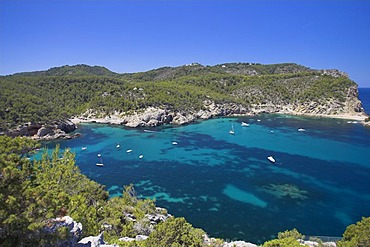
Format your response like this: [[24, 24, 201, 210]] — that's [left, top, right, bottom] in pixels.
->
[[72, 84, 367, 129], [2, 119, 79, 140]]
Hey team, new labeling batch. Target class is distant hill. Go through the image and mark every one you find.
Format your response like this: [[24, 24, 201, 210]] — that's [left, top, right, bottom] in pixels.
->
[[11, 62, 312, 79], [122, 62, 313, 81], [13, 64, 118, 77]]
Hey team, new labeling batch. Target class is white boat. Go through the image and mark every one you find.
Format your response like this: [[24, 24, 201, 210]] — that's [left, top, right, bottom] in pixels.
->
[[116, 144, 120, 148], [257, 119, 261, 122], [81, 147, 87, 150], [298, 128, 306, 132], [241, 122, 249, 127], [96, 155, 104, 166], [229, 124, 235, 135], [267, 156, 276, 163], [172, 141, 178, 145], [139, 154, 144, 159], [126, 149, 133, 153]]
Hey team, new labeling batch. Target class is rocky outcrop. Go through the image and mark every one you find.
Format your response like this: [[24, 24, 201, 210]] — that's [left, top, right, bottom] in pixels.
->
[[247, 85, 367, 121], [77, 233, 117, 247], [73, 101, 250, 128], [118, 206, 172, 239], [3, 119, 79, 141], [44, 216, 82, 247], [5, 122, 42, 137], [320, 69, 349, 78]]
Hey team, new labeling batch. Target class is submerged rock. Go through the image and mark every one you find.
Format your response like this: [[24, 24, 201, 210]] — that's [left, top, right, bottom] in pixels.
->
[[262, 184, 309, 200]]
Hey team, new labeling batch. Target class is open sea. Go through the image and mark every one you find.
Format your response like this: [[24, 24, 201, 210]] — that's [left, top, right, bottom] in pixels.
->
[[40, 88, 370, 244]]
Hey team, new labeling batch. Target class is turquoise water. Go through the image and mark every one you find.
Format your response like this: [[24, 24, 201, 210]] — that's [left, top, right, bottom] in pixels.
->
[[40, 112, 370, 244]]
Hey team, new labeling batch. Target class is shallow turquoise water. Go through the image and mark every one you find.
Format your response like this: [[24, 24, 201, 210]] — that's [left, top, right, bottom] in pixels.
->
[[39, 113, 370, 244]]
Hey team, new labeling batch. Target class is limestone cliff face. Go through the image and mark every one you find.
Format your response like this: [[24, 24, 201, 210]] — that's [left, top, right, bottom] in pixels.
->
[[291, 85, 365, 116], [249, 85, 366, 118]]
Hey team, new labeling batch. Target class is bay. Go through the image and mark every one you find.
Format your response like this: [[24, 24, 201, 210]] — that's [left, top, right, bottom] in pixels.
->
[[39, 111, 370, 244]]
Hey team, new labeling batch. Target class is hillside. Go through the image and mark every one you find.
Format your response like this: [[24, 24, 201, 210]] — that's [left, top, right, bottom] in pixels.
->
[[0, 62, 366, 135]]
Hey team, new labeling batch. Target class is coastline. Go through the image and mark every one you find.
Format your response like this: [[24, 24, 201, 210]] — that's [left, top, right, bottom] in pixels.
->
[[70, 108, 369, 127], [3, 106, 368, 141]]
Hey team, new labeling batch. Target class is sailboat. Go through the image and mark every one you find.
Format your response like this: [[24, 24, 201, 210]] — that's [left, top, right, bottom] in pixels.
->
[[96, 154, 104, 167], [229, 124, 235, 135]]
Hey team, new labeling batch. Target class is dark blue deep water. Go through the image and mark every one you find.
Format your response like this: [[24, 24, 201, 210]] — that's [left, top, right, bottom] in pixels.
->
[[39, 95, 370, 244], [359, 88, 370, 114]]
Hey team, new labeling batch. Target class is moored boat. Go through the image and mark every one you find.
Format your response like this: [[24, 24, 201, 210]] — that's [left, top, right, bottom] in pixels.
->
[[267, 156, 276, 163]]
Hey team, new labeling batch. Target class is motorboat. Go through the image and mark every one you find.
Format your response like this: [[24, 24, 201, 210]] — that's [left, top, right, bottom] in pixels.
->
[[267, 156, 276, 163]]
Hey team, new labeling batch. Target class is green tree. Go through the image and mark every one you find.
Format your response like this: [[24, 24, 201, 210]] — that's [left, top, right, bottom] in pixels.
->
[[0, 138, 107, 246], [262, 228, 306, 247], [144, 217, 205, 247], [338, 217, 370, 247]]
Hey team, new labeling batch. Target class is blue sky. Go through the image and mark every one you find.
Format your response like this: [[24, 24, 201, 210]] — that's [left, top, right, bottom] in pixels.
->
[[1, 0, 370, 87]]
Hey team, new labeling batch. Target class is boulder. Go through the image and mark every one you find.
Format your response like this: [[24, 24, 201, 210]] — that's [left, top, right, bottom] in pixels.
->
[[161, 114, 173, 124], [147, 119, 159, 126], [37, 126, 55, 137], [172, 112, 196, 125], [77, 232, 117, 247], [135, 235, 149, 241], [118, 236, 135, 242], [57, 119, 77, 133]]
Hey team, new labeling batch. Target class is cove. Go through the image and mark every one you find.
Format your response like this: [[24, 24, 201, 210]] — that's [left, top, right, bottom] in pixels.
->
[[40, 114, 370, 244]]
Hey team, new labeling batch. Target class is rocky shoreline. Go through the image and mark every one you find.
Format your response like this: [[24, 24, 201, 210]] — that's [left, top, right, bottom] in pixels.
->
[[69, 85, 368, 128], [70, 99, 368, 129], [2, 119, 80, 141], [2, 106, 368, 141], [2, 92, 369, 141], [72, 106, 368, 127]]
